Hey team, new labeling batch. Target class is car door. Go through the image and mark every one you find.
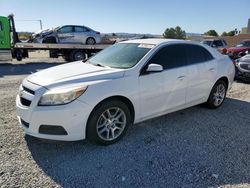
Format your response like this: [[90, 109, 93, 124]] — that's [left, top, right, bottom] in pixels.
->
[[56, 26, 75, 43], [185, 44, 216, 104], [138, 44, 188, 119], [73, 26, 88, 44]]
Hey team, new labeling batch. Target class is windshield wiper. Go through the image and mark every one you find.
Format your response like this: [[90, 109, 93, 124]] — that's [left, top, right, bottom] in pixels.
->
[[94, 63, 110, 68], [82, 59, 88, 63]]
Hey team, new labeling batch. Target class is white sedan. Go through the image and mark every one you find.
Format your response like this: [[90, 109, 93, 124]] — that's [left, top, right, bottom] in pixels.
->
[[16, 39, 235, 145]]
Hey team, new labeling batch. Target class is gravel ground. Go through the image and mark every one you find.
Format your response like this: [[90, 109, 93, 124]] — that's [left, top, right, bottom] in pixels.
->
[[0, 59, 250, 188]]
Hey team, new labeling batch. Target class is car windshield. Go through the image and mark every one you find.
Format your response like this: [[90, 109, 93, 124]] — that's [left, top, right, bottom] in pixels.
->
[[201, 41, 212, 46], [88, 43, 153, 69], [236, 43, 244, 47]]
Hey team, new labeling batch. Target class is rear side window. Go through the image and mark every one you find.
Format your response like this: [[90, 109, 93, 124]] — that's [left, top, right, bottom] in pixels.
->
[[186, 44, 214, 65], [149, 44, 186, 70], [74, 26, 88, 32]]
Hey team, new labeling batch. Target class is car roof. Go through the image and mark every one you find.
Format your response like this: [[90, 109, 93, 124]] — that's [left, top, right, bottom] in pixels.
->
[[120, 38, 213, 47], [120, 38, 186, 45], [202, 38, 224, 41], [120, 38, 223, 58]]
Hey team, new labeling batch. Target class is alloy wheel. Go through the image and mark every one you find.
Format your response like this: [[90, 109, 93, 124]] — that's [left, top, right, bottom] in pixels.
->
[[96, 107, 126, 141], [212, 83, 226, 106]]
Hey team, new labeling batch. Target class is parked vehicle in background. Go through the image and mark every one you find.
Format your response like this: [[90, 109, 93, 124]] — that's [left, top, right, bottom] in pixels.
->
[[201, 39, 227, 54], [234, 54, 250, 81], [227, 40, 250, 60], [16, 39, 235, 145], [0, 15, 109, 62], [30, 25, 102, 45]]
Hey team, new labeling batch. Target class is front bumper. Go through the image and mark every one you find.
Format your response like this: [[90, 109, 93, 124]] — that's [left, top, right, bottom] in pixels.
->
[[16, 80, 92, 141], [235, 66, 250, 79]]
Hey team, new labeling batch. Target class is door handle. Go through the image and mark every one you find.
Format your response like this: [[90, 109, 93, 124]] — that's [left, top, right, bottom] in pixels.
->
[[177, 75, 185, 80], [209, 68, 216, 72]]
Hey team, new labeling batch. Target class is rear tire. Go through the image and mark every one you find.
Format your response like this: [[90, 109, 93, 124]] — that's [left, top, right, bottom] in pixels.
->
[[69, 50, 86, 62], [86, 37, 96, 45], [87, 100, 131, 145], [16, 51, 22, 61], [206, 80, 227, 109]]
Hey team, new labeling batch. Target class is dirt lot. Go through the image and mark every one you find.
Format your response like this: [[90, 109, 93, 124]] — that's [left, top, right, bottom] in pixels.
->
[[0, 56, 250, 187]]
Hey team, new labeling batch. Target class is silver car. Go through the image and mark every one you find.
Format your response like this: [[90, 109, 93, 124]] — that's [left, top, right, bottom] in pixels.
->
[[235, 54, 250, 81], [201, 39, 227, 54], [31, 25, 101, 44]]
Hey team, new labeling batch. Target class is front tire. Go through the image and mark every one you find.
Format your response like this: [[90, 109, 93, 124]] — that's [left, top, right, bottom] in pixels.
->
[[87, 100, 131, 145], [206, 80, 227, 109]]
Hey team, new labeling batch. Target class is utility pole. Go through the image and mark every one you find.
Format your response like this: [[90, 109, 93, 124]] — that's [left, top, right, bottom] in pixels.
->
[[39, 20, 43, 30], [15, 19, 43, 30]]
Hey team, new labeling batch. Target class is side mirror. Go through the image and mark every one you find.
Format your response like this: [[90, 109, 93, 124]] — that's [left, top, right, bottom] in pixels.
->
[[146, 64, 163, 72], [212, 44, 217, 48]]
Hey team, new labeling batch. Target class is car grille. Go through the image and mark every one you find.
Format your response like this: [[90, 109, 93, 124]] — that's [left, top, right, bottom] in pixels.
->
[[20, 85, 35, 107], [23, 86, 35, 95], [20, 97, 32, 107], [240, 63, 250, 71]]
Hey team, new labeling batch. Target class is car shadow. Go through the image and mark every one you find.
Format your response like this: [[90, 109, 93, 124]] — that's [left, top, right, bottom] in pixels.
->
[[234, 78, 250, 84], [0, 62, 64, 77], [25, 98, 250, 187]]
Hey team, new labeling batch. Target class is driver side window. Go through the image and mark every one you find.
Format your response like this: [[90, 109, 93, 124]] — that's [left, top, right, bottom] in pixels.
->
[[58, 26, 73, 33], [148, 44, 186, 70]]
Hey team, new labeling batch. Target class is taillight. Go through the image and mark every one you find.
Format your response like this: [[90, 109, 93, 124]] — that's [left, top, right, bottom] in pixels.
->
[[222, 48, 227, 54]]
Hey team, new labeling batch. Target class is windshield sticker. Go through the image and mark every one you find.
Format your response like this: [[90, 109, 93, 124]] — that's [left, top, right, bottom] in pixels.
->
[[138, 44, 155, 49]]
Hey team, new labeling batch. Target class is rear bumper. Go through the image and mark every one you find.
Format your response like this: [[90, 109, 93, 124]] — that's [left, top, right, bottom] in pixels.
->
[[95, 36, 102, 44]]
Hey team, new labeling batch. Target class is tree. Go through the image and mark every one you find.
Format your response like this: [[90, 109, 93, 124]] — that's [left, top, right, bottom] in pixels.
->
[[221, 30, 235, 37], [163, 26, 186, 39], [227, 30, 235, 36], [204, 30, 218, 37], [221, 32, 228, 36]]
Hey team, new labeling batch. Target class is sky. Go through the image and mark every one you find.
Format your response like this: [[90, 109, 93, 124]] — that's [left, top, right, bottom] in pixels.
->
[[1, 0, 250, 35]]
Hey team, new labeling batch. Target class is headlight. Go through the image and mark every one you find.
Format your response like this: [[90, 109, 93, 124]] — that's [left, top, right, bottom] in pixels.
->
[[38, 86, 87, 106]]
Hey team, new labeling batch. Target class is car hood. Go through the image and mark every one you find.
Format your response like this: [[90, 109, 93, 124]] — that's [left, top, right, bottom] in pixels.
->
[[32, 28, 53, 38], [27, 61, 125, 89]]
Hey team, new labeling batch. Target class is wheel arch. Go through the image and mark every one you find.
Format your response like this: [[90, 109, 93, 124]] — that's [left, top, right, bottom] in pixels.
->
[[215, 76, 229, 89], [86, 37, 96, 44], [42, 35, 57, 43], [87, 95, 135, 126]]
